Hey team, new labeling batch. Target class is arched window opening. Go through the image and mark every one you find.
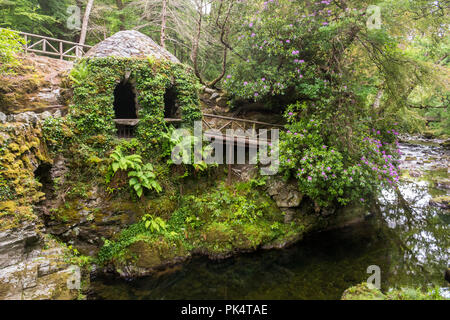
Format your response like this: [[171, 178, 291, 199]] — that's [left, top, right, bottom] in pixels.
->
[[113, 81, 137, 119], [164, 87, 177, 119], [113, 80, 137, 138]]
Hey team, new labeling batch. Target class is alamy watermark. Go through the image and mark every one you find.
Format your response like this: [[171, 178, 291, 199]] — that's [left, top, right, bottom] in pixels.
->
[[170, 121, 280, 175], [367, 265, 381, 289], [366, 5, 382, 30], [67, 5, 81, 31], [67, 265, 81, 290]]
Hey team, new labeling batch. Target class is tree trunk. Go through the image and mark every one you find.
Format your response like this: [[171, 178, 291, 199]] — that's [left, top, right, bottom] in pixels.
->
[[208, 47, 227, 88], [116, 0, 125, 31], [79, 0, 94, 46], [160, 0, 168, 48], [191, 5, 205, 84]]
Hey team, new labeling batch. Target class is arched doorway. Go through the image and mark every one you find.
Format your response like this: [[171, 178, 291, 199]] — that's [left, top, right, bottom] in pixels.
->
[[164, 87, 177, 118], [114, 81, 137, 119]]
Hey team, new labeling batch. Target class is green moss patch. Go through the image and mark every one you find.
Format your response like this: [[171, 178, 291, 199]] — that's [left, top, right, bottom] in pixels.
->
[[0, 122, 52, 230]]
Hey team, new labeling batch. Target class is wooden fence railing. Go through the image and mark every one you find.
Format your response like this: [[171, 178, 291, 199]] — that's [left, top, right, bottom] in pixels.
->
[[202, 114, 284, 143], [4, 29, 93, 60], [114, 115, 284, 143]]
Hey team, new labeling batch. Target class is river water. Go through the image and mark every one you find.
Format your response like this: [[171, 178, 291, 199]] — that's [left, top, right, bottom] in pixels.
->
[[89, 137, 449, 300]]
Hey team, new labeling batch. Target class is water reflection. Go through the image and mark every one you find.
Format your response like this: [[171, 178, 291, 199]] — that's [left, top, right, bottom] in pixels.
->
[[377, 138, 449, 291], [90, 222, 393, 300]]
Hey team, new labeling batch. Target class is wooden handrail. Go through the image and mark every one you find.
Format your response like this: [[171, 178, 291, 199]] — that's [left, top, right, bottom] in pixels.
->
[[203, 113, 284, 127], [6, 29, 92, 48], [1, 28, 92, 60], [114, 116, 281, 145], [115, 116, 283, 129]]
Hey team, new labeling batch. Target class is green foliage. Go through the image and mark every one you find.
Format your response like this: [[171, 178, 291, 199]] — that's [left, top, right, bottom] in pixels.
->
[[179, 183, 272, 226], [107, 146, 162, 197], [96, 181, 311, 267], [160, 126, 217, 175], [385, 286, 446, 300], [0, 28, 24, 73], [142, 214, 167, 233], [128, 163, 162, 197], [342, 282, 447, 300], [68, 61, 89, 85], [0, 176, 15, 201], [279, 102, 401, 207], [109, 147, 142, 173], [0, 0, 74, 38], [219, 0, 450, 203], [97, 221, 166, 265], [42, 117, 73, 153]]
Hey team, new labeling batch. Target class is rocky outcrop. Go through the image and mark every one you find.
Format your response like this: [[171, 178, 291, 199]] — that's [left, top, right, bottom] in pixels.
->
[[36, 160, 143, 255], [0, 225, 79, 300], [264, 177, 303, 223], [0, 110, 61, 126], [0, 54, 72, 114], [199, 86, 230, 114], [0, 223, 39, 270], [43, 199, 141, 256], [436, 179, 450, 191], [266, 177, 302, 208], [429, 195, 450, 210], [0, 115, 81, 300], [0, 116, 52, 230], [441, 139, 450, 150], [341, 283, 385, 300]]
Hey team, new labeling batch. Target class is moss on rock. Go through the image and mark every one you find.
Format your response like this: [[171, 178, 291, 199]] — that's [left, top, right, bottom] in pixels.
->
[[0, 121, 52, 230], [96, 180, 321, 276], [341, 282, 447, 300]]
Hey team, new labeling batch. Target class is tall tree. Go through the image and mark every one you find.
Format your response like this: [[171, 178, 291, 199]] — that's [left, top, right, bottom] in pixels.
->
[[191, 0, 240, 87], [160, 0, 167, 47], [190, 0, 205, 82], [79, 0, 94, 45], [130, 0, 196, 60]]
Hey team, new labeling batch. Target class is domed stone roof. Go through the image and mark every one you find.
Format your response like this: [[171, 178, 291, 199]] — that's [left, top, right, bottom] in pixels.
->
[[85, 30, 180, 63]]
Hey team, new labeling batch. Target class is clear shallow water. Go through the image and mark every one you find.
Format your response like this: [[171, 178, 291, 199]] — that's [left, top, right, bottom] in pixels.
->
[[89, 138, 450, 300]]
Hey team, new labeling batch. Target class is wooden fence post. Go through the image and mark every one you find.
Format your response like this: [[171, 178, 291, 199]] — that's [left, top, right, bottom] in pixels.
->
[[24, 34, 28, 53]]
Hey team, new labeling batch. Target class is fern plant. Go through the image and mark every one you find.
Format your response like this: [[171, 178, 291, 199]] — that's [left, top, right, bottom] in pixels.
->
[[110, 148, 142, 173], [128, 163, 162, 197], [161, 127, 217, 173], [108, 147, 161, 197]]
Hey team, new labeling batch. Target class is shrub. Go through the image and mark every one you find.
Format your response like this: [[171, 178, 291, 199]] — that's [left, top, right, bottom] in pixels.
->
[[0, 28, 25, 73], [279, 102, 401, 207]]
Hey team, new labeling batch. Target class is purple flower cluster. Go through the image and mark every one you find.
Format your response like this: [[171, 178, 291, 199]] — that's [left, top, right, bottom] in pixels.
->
[[360, 135, 401, 184]]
